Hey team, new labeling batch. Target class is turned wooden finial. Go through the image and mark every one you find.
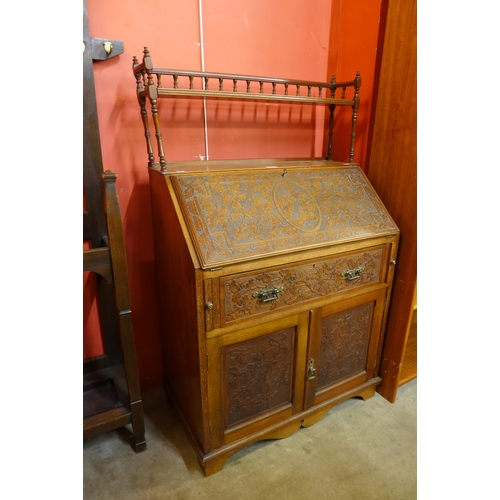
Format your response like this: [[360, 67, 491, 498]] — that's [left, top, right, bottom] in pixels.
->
[[143, 47, 153, 71], [330, 76, 336, 98], [355, 71, 361, 87]]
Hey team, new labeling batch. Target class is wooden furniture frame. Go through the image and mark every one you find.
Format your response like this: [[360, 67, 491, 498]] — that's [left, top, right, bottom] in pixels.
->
[[83, 0, 145, 452], [83, 172, 146, 452], [132, 48, 398, 475]]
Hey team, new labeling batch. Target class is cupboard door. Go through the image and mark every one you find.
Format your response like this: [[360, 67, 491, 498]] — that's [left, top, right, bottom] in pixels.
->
[[207, 313, 309, 448], [304, 288, 386, 409]]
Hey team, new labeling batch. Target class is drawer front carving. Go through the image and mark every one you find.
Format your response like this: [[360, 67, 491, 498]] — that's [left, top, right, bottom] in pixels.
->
[[222, 247, 384, 325], [317, 302, 373, 389], [223, 328, 295, 429]]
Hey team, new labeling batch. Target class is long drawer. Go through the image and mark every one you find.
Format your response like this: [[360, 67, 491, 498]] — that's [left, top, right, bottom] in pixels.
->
[[219, 245, 388, 327]]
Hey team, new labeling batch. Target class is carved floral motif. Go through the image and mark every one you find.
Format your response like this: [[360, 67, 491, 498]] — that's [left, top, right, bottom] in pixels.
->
[[172, 167, 397, 267], [317, 303, 372, 389], [223, 328, 294, 427], [223, 248, 383, 323]]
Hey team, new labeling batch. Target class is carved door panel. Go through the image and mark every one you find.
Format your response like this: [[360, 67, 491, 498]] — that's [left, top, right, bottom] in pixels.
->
[[304, 288, 386, 409], [207, 312, 309, 448]]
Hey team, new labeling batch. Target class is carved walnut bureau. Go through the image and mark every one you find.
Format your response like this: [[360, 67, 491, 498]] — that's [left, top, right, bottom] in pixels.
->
[[133, 49, 399, 475]]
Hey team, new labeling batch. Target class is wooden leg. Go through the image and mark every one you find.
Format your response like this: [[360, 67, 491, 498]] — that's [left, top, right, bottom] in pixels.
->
[[130, 400, 147, 453], [357, 384, 377, 401], [201, 457, 227, 477]]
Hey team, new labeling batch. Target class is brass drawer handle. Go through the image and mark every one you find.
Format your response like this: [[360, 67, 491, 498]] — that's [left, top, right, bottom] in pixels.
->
[[252, 286, 284, 303], [341, 266, 365, 281]]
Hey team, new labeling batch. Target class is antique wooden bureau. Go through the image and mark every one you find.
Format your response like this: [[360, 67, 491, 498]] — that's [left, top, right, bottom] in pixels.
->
[[132, 48, 399, 475]]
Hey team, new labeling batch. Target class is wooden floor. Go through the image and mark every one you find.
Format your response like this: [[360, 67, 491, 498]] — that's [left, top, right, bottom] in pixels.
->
[[399, 308, 417, 385]]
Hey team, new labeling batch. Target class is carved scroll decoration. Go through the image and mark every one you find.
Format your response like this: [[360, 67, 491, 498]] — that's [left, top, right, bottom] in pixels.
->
[[223, 248, 383, 324], [223, 328, 295, 428], [317, 303, 373, 389], [172, 167, 397, 268]]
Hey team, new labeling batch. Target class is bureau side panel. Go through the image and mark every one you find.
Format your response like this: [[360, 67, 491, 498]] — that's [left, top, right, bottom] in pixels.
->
[[149, 169, 206, 450]]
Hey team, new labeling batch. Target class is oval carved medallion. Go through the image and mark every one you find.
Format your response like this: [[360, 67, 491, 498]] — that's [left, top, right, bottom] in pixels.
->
[[273, 181, 322, 232]]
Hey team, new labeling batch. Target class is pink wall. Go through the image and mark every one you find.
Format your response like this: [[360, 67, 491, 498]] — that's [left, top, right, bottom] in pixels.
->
[[84, 0, 382, 390]]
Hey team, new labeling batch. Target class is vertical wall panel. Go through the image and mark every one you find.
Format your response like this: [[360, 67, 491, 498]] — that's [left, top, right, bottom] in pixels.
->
[[366, 0, 417, 402]]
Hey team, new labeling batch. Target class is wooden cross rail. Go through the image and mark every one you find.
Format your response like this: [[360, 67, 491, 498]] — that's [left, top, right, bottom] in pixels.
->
[[83, 0, 146, 452], [132, 47, 361, 171]]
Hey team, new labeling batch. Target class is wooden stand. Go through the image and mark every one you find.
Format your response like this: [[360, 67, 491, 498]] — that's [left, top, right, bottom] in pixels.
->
[[83, 0, 145, 452], [83, 173, 146, 452]]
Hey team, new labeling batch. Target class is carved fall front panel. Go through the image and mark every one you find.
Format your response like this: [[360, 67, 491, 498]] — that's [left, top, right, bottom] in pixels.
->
[[223, 248, 383, 324], [171, 166, 397, 268], [223, 328, 295, 428], [317, 303, 373, 390]]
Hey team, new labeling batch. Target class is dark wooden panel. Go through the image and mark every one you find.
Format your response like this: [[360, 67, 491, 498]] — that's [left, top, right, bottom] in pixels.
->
[[317, 302, 373, 389], [223, 328, 295, 428], [83, 355, 108, 375], [83, 407, 131, 439], [83, 211, 92, 240], [83, 0, 106, 246], [90, 37, 124, 60], [83, 247, 112, 283]]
